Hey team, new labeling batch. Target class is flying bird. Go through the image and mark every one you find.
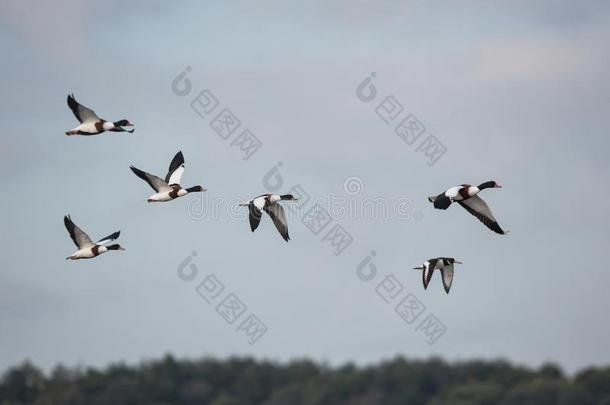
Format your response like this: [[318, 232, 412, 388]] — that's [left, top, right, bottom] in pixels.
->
[[428, 181, 507, 234], [65, 94, 134, 135], [239, 194, 298, 241], [413, 258, 462, 293], [130, 151, 206, 202], [64, 215, 124, 260]]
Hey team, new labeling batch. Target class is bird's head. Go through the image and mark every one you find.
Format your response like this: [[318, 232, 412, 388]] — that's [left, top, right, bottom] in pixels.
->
[[186, 185, 206, 193], [478, 181, 501, 190], [114, 119, 134, 127]]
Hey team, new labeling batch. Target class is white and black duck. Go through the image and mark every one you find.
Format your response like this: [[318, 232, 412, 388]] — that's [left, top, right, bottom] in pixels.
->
[[65, 94, 134, 135], [130, 151, 205, 202], [64, 215, 124, 260], [428, 181, 507, 234], [239, 194, 298, 242], [413, 257, 462, 293]]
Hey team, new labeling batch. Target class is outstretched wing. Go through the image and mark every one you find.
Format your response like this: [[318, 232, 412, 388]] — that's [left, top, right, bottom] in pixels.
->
[[440, 264, 454, 293], [97, 231, 120, 245], [458, 195, 506, 234], [422, 261, 435, 289], [264, 203, 290, 242], [249, 203, 262, 232], [430, 193, 452, 210], [165, 151, 185, 186], [64, 215, 94, 249], [130, 166, 169, 192], [67, 94, 99, 123]]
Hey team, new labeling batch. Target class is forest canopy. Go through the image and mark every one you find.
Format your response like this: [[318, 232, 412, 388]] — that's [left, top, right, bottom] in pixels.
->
[[1, 356, 610, 404]]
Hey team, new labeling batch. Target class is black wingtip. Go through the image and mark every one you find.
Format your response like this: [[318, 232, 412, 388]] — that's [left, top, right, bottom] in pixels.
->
[[433, 195, 452, 210], [493, 225, 507, 235], [64, 215, 74, 233], [129, 165, 146, 180], [444, 280, 452, 294]]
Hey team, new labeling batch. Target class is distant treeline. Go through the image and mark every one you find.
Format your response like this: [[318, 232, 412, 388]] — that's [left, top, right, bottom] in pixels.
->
[[1, 356, 609, 404]]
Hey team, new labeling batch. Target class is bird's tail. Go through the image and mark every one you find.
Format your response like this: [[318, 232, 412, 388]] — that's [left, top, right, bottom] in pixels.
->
[[427, 196, 437, 203]]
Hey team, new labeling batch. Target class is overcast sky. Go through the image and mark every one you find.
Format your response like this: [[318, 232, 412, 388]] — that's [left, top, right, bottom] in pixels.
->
[[1, 0, 609, 374]]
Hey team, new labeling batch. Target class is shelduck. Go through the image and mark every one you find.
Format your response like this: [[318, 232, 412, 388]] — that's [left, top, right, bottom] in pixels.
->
[[64, 215, 124, 260], [65, 94, 134, 135], [130, 151, 205, 202], [428, 181, 507, 234], [239, 194, 298, 242], [413, 257, 462, 293]]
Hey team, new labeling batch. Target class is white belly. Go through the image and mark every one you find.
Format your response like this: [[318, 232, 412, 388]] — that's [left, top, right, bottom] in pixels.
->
[[149, 191, 175, 202], [76, 122, 101, 134], [73, 247, 95, 259]]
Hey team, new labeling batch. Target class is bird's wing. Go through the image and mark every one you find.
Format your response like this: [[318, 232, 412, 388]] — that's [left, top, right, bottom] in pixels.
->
[[444, 186, 462, 199], [458, 195, 506, 234], [249, 203, 262, 232], [64, 215, 94, 249], [165, 151, 185, 186], [422, 261, 435, 289], [264, 203, 290, 241], [97, 231, 120, 245], [253, 195, 269, 210], [441, 263, 454, 293], [130, 166, 169, 192], [430, 193, 452, 209], [67, 94, 99, 123]]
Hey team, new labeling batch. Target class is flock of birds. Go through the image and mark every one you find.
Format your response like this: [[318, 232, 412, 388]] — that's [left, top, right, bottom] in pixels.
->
[[417, 181, 506, 293], [63, 95, 507, 294]]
